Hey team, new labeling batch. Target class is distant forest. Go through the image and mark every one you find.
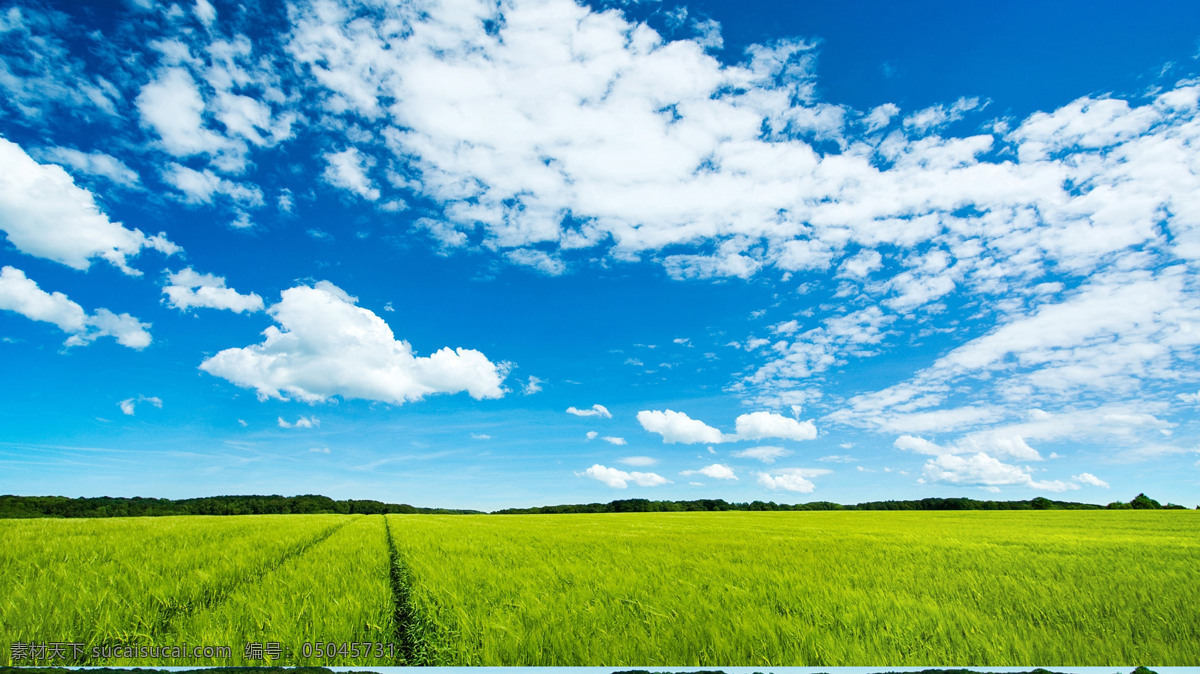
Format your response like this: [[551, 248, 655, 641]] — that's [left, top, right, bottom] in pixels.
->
[[0, 492, 1190, 518], [0, 667, 1167, 674]]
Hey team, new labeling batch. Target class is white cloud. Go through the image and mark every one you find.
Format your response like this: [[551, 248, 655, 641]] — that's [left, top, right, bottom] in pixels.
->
[[838, 249, 883, 278], [601, 436, 627, 445], [894, 431, 1042, 461], [309, 446, 331, 454], [1073, 472, 1110, 488], [755, 467, 831, 493], [200, 281, 507, 404], [863, 103, 899, 133], [506, 249, 567, 276], [580, 464, 669, 488], [567, 404, 612, 418], [163, 267, 264, 313], [682, 463, 737, 480], [734, 411, 817, 441], [522, 375, 543, 395], [0, 266, 151, 349], [118, 395, 162, 416], [323, 147, 380, 201], [470, 433, 491, 440], [137, 67, 238, 159], [618, 456, 658, 467], [637, 409, 819, 444], [278, 415, 318, 428], [70, 308, 152, 349], [902, 96, 982, 134], [894, 435, 946, 456], [585, 431, 598, 440], [0, 138, 178, 274], [0, 265, 86, 332], [637, 409, 726, 444], [162, 164, 265, 208], [922, 452, 1078, 492], [38, 147, 141, 188], [732, 445, 792, 464]]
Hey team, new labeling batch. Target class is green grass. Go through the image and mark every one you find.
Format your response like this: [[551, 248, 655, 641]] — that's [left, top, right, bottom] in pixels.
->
[[2, 510, 1197, 666], [0, 514, 349, 664], [386, 511, 1200, 665], [161, 514, 397, 666]]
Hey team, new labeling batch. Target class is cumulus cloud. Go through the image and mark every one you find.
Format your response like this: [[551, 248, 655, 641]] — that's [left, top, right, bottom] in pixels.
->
[[0, 138, 177, 274], [567, 404, 612, 418], [580, 464, 669, 488], [118, 395, 162, 416], [638, 409, 818, 443], [163, 267, 264, 313], [323, 147, 380, 201], [894, 431, 1043, 463], [278, 415, 318, 428], [682, 463, 737, 480], [732, 445, 792, 463], [637, 409, 726, 444], [199, 281, 507, 404], [1072, 472, 1110, 488], [734, 411, 817, 441], [74, 308, 153, 349], [0, 266, 152, 348], [922, 452, 1078, 492], [755, 467, 831, 493], [161, 164, 264, 208], [0, 265, 86, 333], [137, 67, 240, 160]]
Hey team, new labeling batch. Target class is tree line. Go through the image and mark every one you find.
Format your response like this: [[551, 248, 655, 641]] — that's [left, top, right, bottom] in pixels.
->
[[493, 493, 1189, 513], [0, 494, 482, 518], [0, 492, 1188, 518]]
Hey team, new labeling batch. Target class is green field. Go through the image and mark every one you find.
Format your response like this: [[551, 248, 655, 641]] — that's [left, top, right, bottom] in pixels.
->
[[1, 511, 1197, 666]]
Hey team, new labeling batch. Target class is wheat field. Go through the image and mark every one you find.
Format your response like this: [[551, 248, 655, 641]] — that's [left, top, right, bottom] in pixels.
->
[[1, 510, 1196, 666]]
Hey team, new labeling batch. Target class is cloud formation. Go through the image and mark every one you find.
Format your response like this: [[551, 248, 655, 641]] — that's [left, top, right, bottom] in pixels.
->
[[580, 464, 669, 488], [682, 463, 738, 480], [638, 409, 819, 444], [278, 415, 318, 429], [0, 138, 177, 274], [567, 404, 612, 418], [637, 409, 726, 444], [755, 468, 831, 493], [0, 266, 152, 348], [118, 395, 162, 416], [163, 267, 264, 313], [200, 281, 507, 404]]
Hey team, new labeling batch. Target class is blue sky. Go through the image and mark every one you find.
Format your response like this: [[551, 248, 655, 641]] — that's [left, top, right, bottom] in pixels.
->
[[2, 0, 1200, 510]]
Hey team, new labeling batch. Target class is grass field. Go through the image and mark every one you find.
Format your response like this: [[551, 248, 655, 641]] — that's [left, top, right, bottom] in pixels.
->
[[1, 511, 1197, 666]]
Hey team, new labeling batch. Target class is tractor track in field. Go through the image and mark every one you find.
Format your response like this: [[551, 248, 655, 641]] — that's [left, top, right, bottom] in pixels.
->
[[384, 515, 430, 665], [125, 517, 356, 647]]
